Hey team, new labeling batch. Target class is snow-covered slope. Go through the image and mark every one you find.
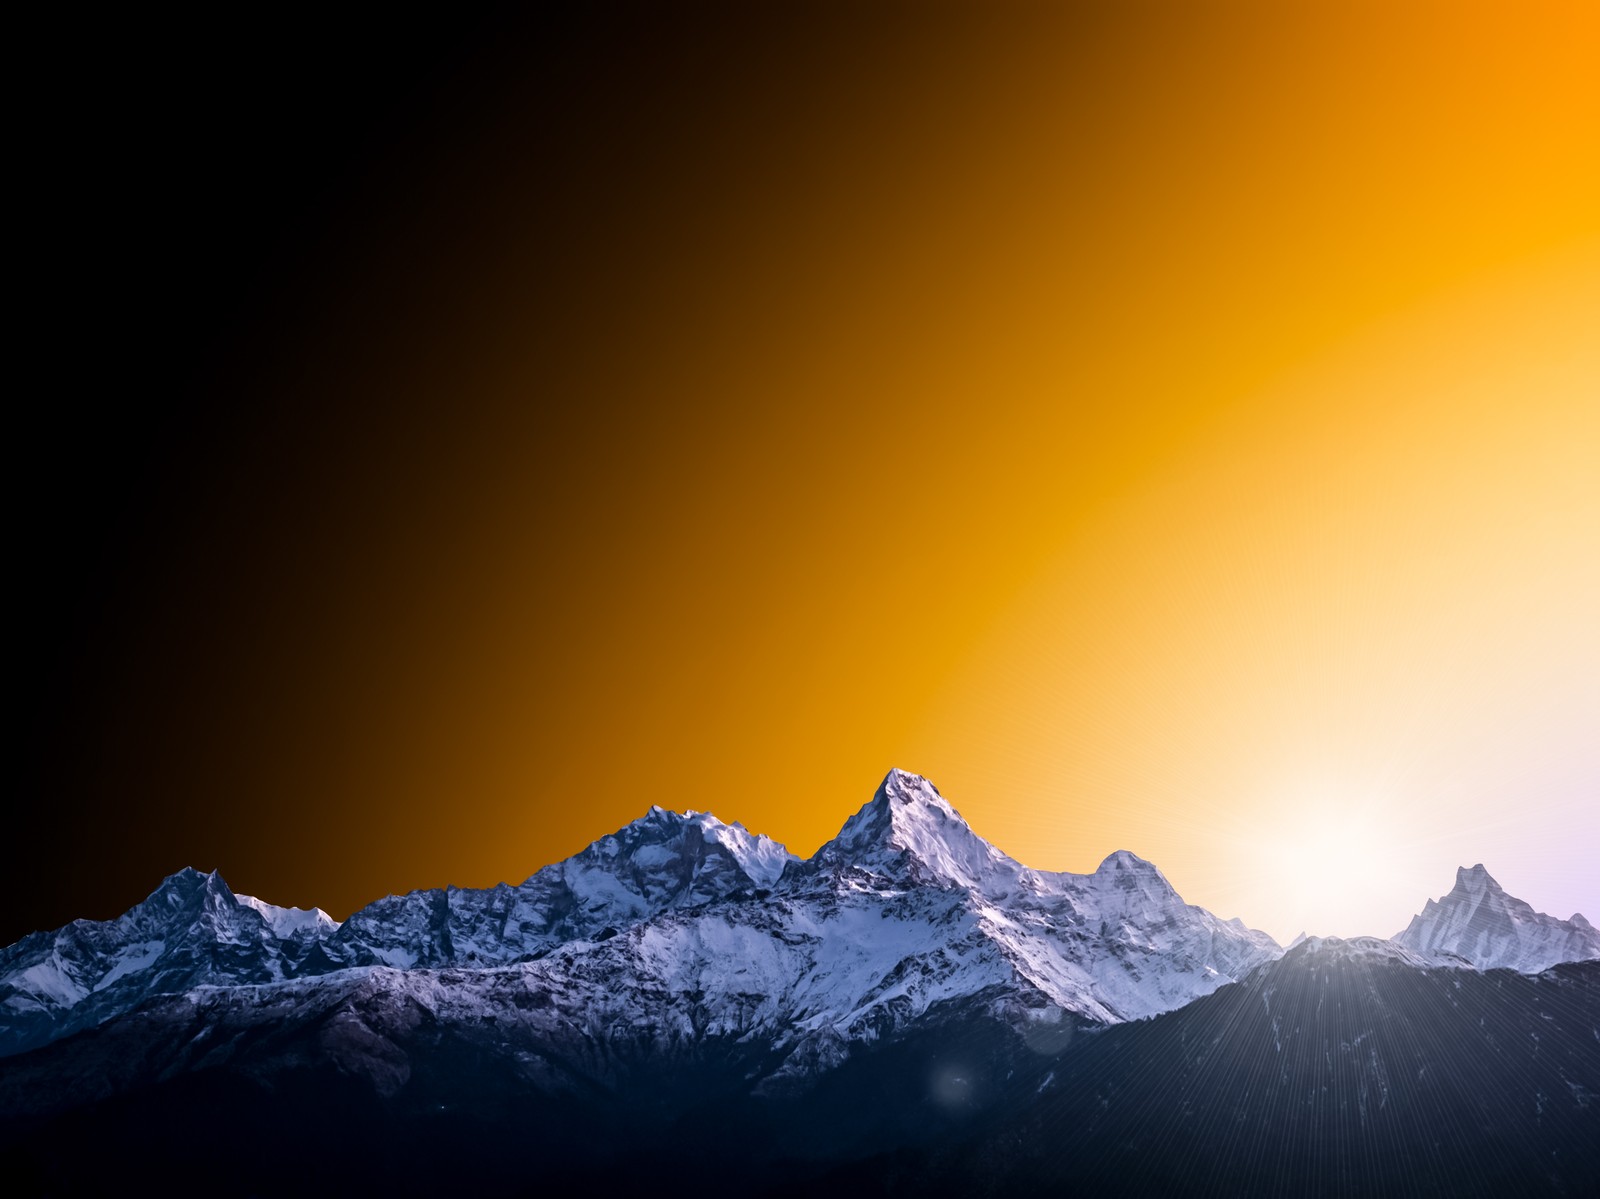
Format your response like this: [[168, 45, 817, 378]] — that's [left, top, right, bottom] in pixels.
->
[[797, 769, 1281, 1024], [327, 805, 796, 970], [0, 868, 336, 1057], [1393, 864, 1600, 973], [419, 772, 1282, 1090], [1, 769, 1278, 1067], [234, 893, 340, 939]]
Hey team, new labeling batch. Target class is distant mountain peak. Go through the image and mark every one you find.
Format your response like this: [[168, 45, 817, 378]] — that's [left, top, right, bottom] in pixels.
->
[[1284, 934, 1438, 970], [154, 865, 224, 890], [146, 866, 237, 915], [1096, 849, 1165, 877], [1452, 863, 1503, 895], [1395, 864, 1600, 973], [1092, 848, 1179, 901], [595, 802, 796, 889]]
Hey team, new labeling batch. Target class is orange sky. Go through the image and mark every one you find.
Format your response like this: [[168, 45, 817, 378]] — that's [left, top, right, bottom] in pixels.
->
[[17, 3, 1599, 944]]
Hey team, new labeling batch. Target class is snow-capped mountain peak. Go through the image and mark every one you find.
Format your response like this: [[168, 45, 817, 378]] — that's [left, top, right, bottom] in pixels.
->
[[1282, 934, 1439, 971], [1393, 864, 1600, 974], [0, 866, 343, 1057], [585, 804, 795, 892], [326, 803, 801, 972], [785, 769, 1281, 1024], [813, 767, 1015, 892], [149, 866, 230, 909], [1093, 849, 1179, 900], [1452, 863, 1500, 898]]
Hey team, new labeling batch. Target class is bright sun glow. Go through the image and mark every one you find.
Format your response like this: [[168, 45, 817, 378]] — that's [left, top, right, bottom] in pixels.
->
[[1251, 784, 1412, 941]]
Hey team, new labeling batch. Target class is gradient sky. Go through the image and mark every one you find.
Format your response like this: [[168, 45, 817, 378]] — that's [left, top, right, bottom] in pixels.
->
[[15, 3, 1598, 946]]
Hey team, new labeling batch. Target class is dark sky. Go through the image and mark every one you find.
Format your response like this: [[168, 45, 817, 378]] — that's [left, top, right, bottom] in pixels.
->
[[18, 8, 581, 942], [14, 5, 1599, 947], [19, 3, 993, 940]]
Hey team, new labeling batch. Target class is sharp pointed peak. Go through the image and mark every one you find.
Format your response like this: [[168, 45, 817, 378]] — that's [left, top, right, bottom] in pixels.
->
[[138, 868, 238, 921], [814, 769, 1012, 891], [847, 768, 971, 834], [874, 767, 947, 803], [1452, 863, 1504, 895], [1396, 865, 1600, 971], [152, 866, 230, 894]]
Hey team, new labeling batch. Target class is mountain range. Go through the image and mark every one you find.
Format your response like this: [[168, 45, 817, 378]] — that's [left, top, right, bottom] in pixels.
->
[[2, 768, 1596, 1195]]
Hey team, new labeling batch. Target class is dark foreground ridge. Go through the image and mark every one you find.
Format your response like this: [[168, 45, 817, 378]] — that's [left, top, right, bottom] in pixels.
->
[[2, 947, 1596, 1197]]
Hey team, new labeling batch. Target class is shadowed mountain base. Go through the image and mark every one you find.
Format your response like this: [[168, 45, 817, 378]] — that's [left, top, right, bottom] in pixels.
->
[[4, 949, 1596, 1197]]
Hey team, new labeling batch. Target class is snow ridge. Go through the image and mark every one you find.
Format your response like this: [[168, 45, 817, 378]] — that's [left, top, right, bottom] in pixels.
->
[[18, 770, 1591, 1085], [0, 868, 336, 1056], [1282, 935, 1440, 971], [1392, 864, 1600, 973], [1, 770, 1285, 1069], [329, 804, 799, 971], [235, 895, 340, 939]]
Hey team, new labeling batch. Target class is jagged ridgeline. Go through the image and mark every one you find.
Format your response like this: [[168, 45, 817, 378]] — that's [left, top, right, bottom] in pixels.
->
[[2, 770, 1597, 1196]]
